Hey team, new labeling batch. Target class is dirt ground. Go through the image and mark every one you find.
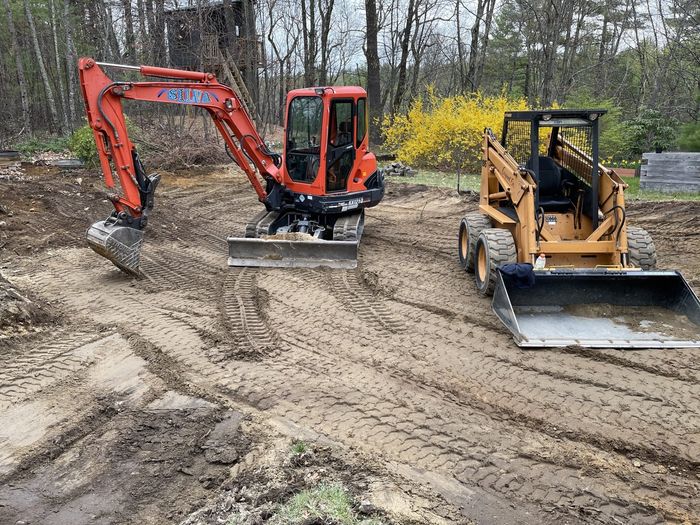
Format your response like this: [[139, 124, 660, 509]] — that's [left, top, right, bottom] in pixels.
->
[[0, 164, 699, 524]]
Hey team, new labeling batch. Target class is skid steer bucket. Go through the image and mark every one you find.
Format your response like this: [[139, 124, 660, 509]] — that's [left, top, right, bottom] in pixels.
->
[[493, 269, 700, 348], [86, 220, 144, 277], [227, 236, 358, 269]]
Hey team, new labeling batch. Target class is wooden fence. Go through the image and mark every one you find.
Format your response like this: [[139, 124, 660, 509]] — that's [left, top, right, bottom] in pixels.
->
[[639, 152, 700, 193]]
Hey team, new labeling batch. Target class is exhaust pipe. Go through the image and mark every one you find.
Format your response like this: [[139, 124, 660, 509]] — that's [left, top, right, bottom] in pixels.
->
[[493, 269, 700, 348], [86, 220, 144, 276]]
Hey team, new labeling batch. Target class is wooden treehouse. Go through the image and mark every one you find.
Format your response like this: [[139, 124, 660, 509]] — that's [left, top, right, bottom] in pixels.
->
[[164, 0, 263, 119]]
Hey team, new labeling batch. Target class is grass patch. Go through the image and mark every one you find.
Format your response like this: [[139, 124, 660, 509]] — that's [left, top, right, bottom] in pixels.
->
[[12, 135, 70, 156], [270, 483, 383, 525], [385, 169, 479, 191], [622, 176, 700, 201], [290, 440, 309, 456], [386, 168, 700, 202]]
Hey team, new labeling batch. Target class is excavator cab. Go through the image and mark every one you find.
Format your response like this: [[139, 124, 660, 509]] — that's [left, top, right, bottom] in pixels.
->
[[280, 88, 380, 200], [228, 87, 383, 268], [458, 110, 700, 348]]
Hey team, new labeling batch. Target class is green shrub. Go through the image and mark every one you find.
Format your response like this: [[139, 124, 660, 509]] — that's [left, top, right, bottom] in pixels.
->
[[69, 117, 142, 166], [678, 121, 700, 152], [383, 88, 528, 172], [69, 125, 99, 166], [624, 108, 677, 154], [563, 92, 627, 160]]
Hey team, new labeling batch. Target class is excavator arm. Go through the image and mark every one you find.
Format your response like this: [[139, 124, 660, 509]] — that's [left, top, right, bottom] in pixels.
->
[[78, 57, 283, 275]]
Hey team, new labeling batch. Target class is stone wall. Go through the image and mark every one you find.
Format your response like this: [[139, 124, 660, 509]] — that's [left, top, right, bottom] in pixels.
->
[[639, 152, 700, 193]]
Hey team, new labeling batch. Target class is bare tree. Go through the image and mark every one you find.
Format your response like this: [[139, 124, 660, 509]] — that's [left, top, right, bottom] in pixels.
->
[[50, 0, 70, 131], [24, 0, 61, 132], [3, 0, 31, 133]]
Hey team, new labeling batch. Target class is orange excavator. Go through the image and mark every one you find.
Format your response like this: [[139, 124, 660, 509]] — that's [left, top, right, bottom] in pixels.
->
[[78, 58, 384, 275]]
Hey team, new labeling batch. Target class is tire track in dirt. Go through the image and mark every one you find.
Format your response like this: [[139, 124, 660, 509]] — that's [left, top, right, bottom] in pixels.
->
[[10, 261, 577, 523], [0, 331, 107, 408], [220, 268, 278, 359], [249, 268, 696, 520], [7, 179, 700, 524], [365, 207, 700, 388], [371, 196, 700, 379], [266, 269, 700, 465], [319, 269, 405, 333]]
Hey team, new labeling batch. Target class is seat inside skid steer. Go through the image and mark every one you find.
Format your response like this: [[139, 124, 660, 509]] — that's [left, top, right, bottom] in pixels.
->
[[527, 156, 573, 212]]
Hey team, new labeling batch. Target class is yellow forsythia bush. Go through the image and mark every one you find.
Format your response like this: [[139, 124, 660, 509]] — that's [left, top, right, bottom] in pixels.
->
[[383, 89, 528, 172]]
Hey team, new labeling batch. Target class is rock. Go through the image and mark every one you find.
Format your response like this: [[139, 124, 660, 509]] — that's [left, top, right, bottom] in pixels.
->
[[358, 500, 376, 515], [178, 466, 194, 476], [632, 459, 642, 468], [202, 411, 245, 464], [0, 221, 6, 228]]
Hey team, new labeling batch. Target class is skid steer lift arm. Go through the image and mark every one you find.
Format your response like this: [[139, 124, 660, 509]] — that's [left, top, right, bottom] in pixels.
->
[[78, 57, 282, 230]]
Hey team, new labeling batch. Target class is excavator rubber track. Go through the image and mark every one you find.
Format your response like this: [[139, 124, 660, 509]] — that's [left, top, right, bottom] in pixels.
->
[[228, 210, 364, 269]]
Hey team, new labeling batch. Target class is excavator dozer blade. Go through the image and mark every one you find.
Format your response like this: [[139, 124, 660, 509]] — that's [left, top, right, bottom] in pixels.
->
[[493, 269, 700, 348], [227, 237, 358, 269], [86, 220, 144, 277]]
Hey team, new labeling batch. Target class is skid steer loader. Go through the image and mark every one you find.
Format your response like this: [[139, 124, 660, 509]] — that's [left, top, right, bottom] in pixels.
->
[[458, 110, 700, 348]]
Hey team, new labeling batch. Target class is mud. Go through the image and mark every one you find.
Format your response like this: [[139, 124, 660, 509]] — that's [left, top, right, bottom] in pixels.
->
[[262, 232, 316, 241], [1, 164, 699, 524], [564, 303, 700, 340]]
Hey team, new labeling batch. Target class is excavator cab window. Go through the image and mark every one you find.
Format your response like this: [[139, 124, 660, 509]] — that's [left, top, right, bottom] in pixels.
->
[[326, 99, 355, 192], [286, 96, 323, 183]]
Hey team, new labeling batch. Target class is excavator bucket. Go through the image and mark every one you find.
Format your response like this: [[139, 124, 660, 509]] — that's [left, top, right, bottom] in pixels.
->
[[493, 269, 700, 348], [227, 236, 358, 269], [86, 220, 144, 277]]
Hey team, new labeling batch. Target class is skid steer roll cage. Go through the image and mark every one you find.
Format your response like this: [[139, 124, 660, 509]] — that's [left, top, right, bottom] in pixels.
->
[[78, 58, 282, 228], [482, 109, 631, 266]]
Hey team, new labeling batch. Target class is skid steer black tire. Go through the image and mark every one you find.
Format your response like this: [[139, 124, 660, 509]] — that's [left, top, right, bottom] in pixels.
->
[[458, 213, 492, 272], [474, 229, 517, 296], [627, 226, 657, 270]]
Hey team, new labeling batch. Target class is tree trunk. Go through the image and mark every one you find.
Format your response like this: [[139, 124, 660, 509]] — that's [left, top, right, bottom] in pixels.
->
[[50, 0, 70, 131], [300, 0, 317, 85], [145, 0, 156, 61], [153, 0, 166, 64], [474, 0, 496, 91], [64, 0, 78, 125], [455, 0, 466, 92], [123, 0, 136, 61], [392, 0, 417, 115], [24, 0, 61, 132], [241, 0, 258, 106], [466, 0, 485, 91], [364, 0, 382, 141], [318, 0, 334, 85], [136, 0, 147, 61], [3, 0, 31, 133]]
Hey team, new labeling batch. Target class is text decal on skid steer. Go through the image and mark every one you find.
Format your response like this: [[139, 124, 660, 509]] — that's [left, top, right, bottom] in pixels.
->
[[157, 88, 220, 104]]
